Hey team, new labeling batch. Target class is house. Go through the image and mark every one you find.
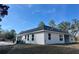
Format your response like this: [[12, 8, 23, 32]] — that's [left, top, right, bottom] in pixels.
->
[[16, 25, 76, 45]]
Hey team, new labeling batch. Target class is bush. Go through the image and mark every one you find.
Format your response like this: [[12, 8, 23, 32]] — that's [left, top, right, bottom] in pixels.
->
[[16, 40, 25, 44]]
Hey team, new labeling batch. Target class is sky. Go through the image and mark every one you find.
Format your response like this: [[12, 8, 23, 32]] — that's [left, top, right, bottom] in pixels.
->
[[1, 4, 79, 33]]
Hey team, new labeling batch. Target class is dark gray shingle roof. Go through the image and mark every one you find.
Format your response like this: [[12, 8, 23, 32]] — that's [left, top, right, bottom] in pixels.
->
[[19, 25, 68, 34]]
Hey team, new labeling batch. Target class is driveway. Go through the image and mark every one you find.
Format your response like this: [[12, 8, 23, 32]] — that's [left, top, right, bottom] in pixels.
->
[[0, 41, 15, 46]]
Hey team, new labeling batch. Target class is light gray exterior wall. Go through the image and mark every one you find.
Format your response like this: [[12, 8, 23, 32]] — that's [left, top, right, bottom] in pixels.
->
[[21, 31, 45, 45], [44, 31, 65, 44], [17, 30, 75, 45], [69, 36, 75, 43]]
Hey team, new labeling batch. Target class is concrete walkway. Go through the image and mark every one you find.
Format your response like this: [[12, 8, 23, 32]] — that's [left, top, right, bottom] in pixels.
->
[[0, 41, 15, 46]]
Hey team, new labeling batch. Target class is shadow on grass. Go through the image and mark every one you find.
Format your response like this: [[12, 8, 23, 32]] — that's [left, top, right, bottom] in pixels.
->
[[3, 44, 79, 54], [0, 45, 13, 54], [1, 44, 79, 54]]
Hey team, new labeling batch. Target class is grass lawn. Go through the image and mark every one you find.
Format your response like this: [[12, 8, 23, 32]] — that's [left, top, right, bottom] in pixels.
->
[[1, 44, 79, 54]]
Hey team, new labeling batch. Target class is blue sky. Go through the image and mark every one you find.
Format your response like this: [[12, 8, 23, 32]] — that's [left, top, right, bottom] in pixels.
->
[[1, 4, 79, 33]]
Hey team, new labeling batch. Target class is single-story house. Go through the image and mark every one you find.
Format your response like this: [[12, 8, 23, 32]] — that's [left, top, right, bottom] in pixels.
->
[[16, 25, 76, 45]]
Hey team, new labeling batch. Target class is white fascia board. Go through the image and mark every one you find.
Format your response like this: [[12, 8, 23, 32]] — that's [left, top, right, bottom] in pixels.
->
[[44, 30, 69, 35], [19, 29, 69, 36], [19, 30, 45, 35]]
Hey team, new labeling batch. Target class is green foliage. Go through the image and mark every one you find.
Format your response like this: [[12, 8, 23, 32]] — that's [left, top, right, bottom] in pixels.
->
[[0, 4, 9, 18], [5, 29, 16, 42], [71, 19, 79, 31], [70, 19, 79, 40], [0, 4, 9, 37], [0, 29, 16, 42], [58, 21, 70, 31], [48, 20, 56, 28], [38, 21, 45, 27], [0, 30, 6, 41], [57, 19, 79, 41]]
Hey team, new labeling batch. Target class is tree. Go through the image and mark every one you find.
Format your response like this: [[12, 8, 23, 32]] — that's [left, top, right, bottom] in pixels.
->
[[0, 30, 6, 41], [58, 21, 70, 31], [0, 4, 9, 21], [0, 4, 9, 33], [10, 29, 16, 42], [5, 31, 11, 40], [38, 21, 45, 27], [70, 19, 79, 41], [5, 29, 16, 42], [48, 20, 56, 28], [71, 19, 79, 31]]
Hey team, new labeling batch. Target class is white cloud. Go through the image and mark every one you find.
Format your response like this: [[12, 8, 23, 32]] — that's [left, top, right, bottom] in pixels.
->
[[46, 8, 56, 13], [31, 8, 56, 14], [32, 10, 41, 14]]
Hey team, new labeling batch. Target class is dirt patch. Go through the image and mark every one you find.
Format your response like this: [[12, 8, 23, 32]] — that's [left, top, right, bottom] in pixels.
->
[[1, 44, 79, 54], [7, 44, 79, 54]]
